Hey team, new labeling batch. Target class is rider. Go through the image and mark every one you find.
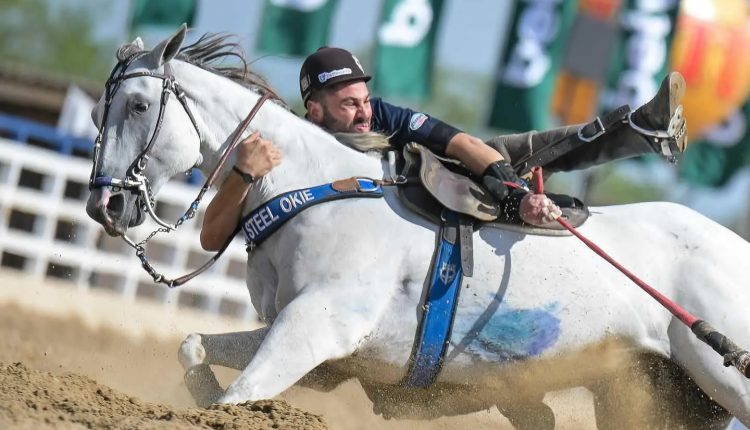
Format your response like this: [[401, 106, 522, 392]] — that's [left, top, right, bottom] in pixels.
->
[[200, 47, 687, 251]]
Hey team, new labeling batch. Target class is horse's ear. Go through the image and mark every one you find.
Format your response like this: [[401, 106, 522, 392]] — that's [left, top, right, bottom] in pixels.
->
[[90, 96, 104, 129], [148, 23, 187, 67], [116, 37, 145, 62]]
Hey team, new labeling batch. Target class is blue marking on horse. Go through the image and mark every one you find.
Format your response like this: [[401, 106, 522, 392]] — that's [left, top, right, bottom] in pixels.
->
[[454, 303, 561, 361]]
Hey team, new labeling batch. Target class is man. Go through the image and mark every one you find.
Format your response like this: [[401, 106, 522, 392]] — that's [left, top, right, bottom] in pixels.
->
[[201, 47, 687, 251]]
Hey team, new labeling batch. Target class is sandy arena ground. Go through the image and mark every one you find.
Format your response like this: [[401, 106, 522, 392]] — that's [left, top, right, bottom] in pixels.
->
[[0, 269, 598, 429]]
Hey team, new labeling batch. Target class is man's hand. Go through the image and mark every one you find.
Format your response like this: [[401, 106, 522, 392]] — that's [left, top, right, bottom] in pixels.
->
[[519, 193, 562, 226], [236, 131, 282, 178]]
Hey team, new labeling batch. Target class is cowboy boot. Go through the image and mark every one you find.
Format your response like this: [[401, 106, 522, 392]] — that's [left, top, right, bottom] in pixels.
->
[[629, 71, 689, 155], [543, 71, 688, 173], [486, 72, 689, 176]]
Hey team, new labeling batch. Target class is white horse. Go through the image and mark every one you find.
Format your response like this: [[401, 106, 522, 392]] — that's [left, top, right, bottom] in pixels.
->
[[86, 26, 750, 429]]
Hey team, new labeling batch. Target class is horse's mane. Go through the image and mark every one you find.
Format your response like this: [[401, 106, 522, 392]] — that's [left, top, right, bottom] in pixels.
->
[[176, 33, 288, 108], [118, 32, 392, 154], [178, 34, 392, 154]]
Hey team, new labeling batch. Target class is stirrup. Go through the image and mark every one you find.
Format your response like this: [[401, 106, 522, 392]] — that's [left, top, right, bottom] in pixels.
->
[[627, 105, 687, 159]]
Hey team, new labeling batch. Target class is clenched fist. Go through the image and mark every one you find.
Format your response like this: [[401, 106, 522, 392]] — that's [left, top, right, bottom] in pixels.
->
[[235, 131, 282, 179], [519, 193, 562, 226]]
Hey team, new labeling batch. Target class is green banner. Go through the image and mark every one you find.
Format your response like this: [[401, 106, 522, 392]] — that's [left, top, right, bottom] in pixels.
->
[[599, 0, 681, 113], [257, 0, 339, 56], [679, 102, 750, 187], [130, 0, 197, 29], [373, 0, 445, 100], [487, 0, 579, 132]]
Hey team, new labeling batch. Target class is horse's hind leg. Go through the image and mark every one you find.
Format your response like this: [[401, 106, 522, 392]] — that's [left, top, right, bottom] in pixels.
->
[[589, 353, 664, 430], [498, 397, 555, 430], [645, 354, 732, 430], [590, 353, 733, 430], [178, 328, 269, 407], [668, 317, 750, 427]]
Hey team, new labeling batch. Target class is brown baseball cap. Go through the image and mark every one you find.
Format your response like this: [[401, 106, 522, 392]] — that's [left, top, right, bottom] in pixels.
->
[[299, 47, 371, 103]]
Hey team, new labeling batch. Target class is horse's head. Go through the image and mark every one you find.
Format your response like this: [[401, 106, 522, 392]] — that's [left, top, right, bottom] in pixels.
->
[[87, 25, 203, 236]]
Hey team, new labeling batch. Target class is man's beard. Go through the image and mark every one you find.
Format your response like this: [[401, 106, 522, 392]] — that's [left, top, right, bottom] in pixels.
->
[[321, 107, 369, 133]]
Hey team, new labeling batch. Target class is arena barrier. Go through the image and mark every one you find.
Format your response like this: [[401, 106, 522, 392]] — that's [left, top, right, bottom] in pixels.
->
[[0, 113, 256, 321]]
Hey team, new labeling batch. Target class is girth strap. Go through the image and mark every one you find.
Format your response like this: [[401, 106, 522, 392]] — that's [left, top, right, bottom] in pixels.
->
[[402, 210, 465, 388]]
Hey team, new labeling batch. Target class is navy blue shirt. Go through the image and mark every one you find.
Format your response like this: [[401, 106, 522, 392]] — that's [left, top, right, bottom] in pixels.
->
[[369, 97, 462, 155]]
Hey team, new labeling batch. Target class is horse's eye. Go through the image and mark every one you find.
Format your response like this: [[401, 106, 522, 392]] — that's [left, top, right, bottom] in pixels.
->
[[132, 101, 149, 114]]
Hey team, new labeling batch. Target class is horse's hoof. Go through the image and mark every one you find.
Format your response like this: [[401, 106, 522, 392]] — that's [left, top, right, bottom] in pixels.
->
[[501, 401, 556, 430], [178, 333, 206, 370]]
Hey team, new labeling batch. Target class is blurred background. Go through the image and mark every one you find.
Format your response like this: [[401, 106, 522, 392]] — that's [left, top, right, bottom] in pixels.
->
[[0, 0, 749, 319], [2, 0, 749, 227], [0, 1, 748, 427]]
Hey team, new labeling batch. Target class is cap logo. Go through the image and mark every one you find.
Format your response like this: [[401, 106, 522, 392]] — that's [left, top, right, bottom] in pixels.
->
[[352, 55, 364, 73], [300, 74, 311, 92], [318, 67, 352, 83], [409, 113, 428, 131]]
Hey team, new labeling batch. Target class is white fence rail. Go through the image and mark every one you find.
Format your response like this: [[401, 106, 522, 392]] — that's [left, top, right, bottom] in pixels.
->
[[0, 138, 256, 321]]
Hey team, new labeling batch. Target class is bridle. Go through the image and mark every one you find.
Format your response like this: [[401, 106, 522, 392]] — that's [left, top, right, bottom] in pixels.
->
[[89, 52, 273, 287]]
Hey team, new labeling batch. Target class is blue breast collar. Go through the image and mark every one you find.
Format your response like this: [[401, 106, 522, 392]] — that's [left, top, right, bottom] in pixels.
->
[[241, 178, 384, 250]]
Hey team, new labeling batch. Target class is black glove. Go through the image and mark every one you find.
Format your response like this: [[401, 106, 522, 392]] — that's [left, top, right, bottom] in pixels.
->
[[482, 160, 528, 223], [482, 160, 526, 201]]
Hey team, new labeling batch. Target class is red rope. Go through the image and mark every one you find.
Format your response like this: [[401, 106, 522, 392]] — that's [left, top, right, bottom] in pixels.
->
[[529, 166, 698, 327]]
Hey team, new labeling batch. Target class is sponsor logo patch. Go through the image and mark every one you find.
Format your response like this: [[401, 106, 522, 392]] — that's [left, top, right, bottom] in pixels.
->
[[318, 67, 352, 83], [409, 113, 428, 131], [300, 74, 310, 92]]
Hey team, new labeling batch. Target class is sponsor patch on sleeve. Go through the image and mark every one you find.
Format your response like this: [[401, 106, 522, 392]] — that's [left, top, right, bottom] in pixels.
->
[[409, 113, 428, 131]]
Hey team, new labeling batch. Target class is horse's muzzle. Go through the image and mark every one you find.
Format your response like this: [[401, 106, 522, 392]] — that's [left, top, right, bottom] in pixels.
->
[[86, 188, 145, 236]]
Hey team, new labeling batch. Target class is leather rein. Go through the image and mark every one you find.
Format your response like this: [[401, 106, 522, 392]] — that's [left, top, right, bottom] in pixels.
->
[[89, 52, 273, 287]]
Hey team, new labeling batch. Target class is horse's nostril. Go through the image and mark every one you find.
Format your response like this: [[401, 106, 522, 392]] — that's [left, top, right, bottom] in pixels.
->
[[106, 193, 125, 215]]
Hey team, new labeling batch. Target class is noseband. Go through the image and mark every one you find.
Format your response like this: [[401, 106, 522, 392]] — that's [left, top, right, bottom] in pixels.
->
[[89, 52, 273, 287]]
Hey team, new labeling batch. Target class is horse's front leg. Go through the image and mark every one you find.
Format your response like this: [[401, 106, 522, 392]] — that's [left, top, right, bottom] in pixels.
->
[[179, 328, 270, 407], [218, 286, 378, 403]]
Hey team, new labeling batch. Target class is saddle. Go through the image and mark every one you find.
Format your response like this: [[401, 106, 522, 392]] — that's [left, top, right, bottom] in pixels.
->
[[392, 143, 589, 230], [390, 143, 590, 276]]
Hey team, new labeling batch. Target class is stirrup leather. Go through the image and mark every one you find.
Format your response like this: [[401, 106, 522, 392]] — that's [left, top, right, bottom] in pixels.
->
[[627, 104, 686, 158], [576, 104, 631, 143]]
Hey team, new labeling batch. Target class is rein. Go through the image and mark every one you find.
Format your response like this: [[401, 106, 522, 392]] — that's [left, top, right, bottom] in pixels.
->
[[135, 93, 273, 288], [89, 52, 274, 287]]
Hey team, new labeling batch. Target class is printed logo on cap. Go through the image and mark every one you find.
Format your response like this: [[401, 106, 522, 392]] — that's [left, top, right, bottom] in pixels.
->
[[300, 74, 311, 92], [409, 113, 428, 131], [352, 55, 365, 73], [318, 67, 352, 83]]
